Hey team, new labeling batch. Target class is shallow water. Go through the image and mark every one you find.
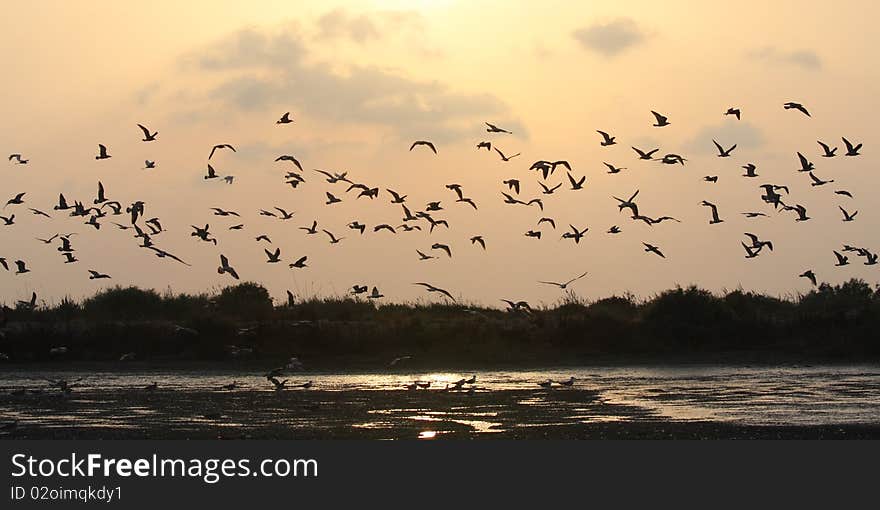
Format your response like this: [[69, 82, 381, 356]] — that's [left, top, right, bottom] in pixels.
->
[[1, 365, 879, 427]]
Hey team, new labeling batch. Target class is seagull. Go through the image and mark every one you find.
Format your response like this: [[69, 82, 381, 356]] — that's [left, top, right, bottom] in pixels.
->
[[314, 169, 349, 183], [289, 256, 308, 269], [742, 242, 762, 259], [228, 224, 244, 230], [1, 214, 15, 225], [538, 379, 554, 389], [539, 182, 561, 195], [842, 137, 862, 156], [275, 155, 303, 171], [783, 204, 811, 222], [742, 163, 758, 177], [94, 181, 107, 204], [368, 287, 384, 299], [833, 251, 849, 267], [477, 141, 492, 150], [742, 212, 767, 218], [744, 233, 773, 252], [470, 236, 486, 250], [808, 172, 834, 186], [386, 189, 407, 203], [613, 190, 639, 216], [485, 122, 512, 134], [264, 248, 282, 263], [538, 271, 588, 289], [323, 230, 344, 244], [204, 164, 219, 179], [410, 140, 437, 153], [351, 285, 368, 295], [538, 217, 556, 229], [274, 207, 294, 220], [658, 154, 686, 165], [209, 144, 236, 159], [724, 107, 741, 120], [796, 152, 815, 172], [299, 220, 318, 234], [325, 192, 342, 205], [494, 148, 520, 161], [143, 160, 156, 169], [798, 269, 816, 287], [835, 190, 853, 198], [5, 192, 25, 208], [146, 247, 190, 266], [255, 234, 271, 243], [14, 260, 30, 274], [643, 243, 665, 258], [431, 243, 452, 257], [501, 300, 532, 313], [839, 206, 857, 222], [29, 208, 51, 218], [597, 130, 616, 146], [703, 176, 718, 183], [607, 225, 621, 234], [54, 194, 71, 210], [276, 112, 293, 124], [211, 207, 239, 217], [348, 221, 367, 234], [525, 230, 542, 239], [137, 123, 158, 141], [95, 144, 111, 160], [417, 250, 436, 261], [389, 355, 412, 367], [604, 162, 626, 174], [8, 154, 28, 164], [784, 102, 810, 117], [713, 140, 736, 157], [651, 110, 670, 127], [217, 254, 239, 280], [88, 270, 111, 280], [632, 147, 659, 160], [701, 200, 724, 224], [374, 224, 396, 234], [562, 225, 589, 244], [567, 172, 586, 190], [502, 179, 521, 194], [817, 140, 837, 157], [413, 283, 456, 302]]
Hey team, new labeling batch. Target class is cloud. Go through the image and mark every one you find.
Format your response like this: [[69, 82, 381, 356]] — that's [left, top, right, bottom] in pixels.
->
[[683, 122, 766, 156], [316, 9, 424, 44], [747, 47, 822, 70], [572, 18, 645, 56], [177, 27, 522, 143]]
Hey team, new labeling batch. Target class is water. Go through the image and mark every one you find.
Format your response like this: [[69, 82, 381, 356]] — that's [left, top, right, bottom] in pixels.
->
[[2, 365, 879, 427]]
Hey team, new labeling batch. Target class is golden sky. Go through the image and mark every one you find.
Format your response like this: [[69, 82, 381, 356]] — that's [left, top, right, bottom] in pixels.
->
[[1, 1, 878, 307]]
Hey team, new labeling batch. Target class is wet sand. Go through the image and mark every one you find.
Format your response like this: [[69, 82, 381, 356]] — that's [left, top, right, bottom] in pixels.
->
[[2, 387, 879, 439]]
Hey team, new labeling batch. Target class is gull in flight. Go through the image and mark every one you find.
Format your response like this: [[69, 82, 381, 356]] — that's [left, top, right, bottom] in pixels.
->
[[784, 102, 810, 117], [470, 236, 486, 250], [209, 144, 236, 159], [368, 287, 384, 299], [323, 229, 344, 244], [724, 107, 741, 120], [799, 270, 817, 286], [477, 141, 492, 150], [632, 147, 659, 160], [6, 192, 26, 208], [485, 122, 512, 134], [742, 163, 758, 177], [604, 162, 625, 174], [217, 254, 239, 280], [538, 271, 588, 289], [701, 200, 724, 224], [839, 206, 857, 222], [597, 130, 616, 146], [431, 243, 452, 257], [796, 152, 814, 172], [137, 123, 158, 141], [651, 110, 670, 127], [96, 144, 111, 160], [643, 243, 665, 258], [264, 248, 282, 263], [275, 155, 303, 171], [417, 250, 436, 261], [494, 147, 520, 161], [561, 225, 589, 244], [8, 154, 28, 164], [88, 270, 111, 280], [817, 140, 837, 157], [613, 190, 639, 216], [289, 256, 308, 269], [713, 140, 736, 157], [204, 164, 219, 180], [276, 112, 293, 124], [833, 251, 849, 267], [842, 137, 862, 156], [413, 283, 456, 302], [410, 140, 437, 153], [808, 172, 834, 187]]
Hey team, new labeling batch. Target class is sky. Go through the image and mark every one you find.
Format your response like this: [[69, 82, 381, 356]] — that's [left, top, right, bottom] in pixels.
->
[[1, 0, 878, 308]]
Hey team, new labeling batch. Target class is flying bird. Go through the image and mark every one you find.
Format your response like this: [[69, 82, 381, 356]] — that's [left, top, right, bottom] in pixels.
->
[[839, 206, 857, 222], [8, 154, 28, 164], [470, 236, 486, 250], [701, 200, 724, 224], [209, 144, 236, 159], [410, 141, 437, 154], [88, 270, 111, 280], [276, 112, 293, 124], [632, 147, 659, 160], [604, 162, 626, 174], [413, 283, 456, 302], [817, 140, 837, 158], [643, 243, 665, 258], [217, 254, 239, 280], [713, 140, 736, 157], [538, 271, 588, 290], [485, 122, 512, 134], [651, 110, 670, 127], [95, 144, 111, 160], [137, 123, 158, 141], [289, 256, 308, 269], [784, 102, 810, 117], [494, 148, 520, 161], [597, 130, 616, 146], [724, 107, 741, 120], [842, 137, 862, 156]]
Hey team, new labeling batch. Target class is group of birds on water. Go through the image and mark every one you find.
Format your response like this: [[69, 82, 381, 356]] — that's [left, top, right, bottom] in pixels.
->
[[1, 101, 875, 316]]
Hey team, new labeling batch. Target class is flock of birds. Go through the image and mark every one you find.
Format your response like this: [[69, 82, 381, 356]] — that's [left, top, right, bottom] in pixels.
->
[[1, 103, 875, 317]]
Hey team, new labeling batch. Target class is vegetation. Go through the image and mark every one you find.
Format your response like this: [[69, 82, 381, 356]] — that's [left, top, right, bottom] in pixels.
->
[[1, 280, 879, 365]]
